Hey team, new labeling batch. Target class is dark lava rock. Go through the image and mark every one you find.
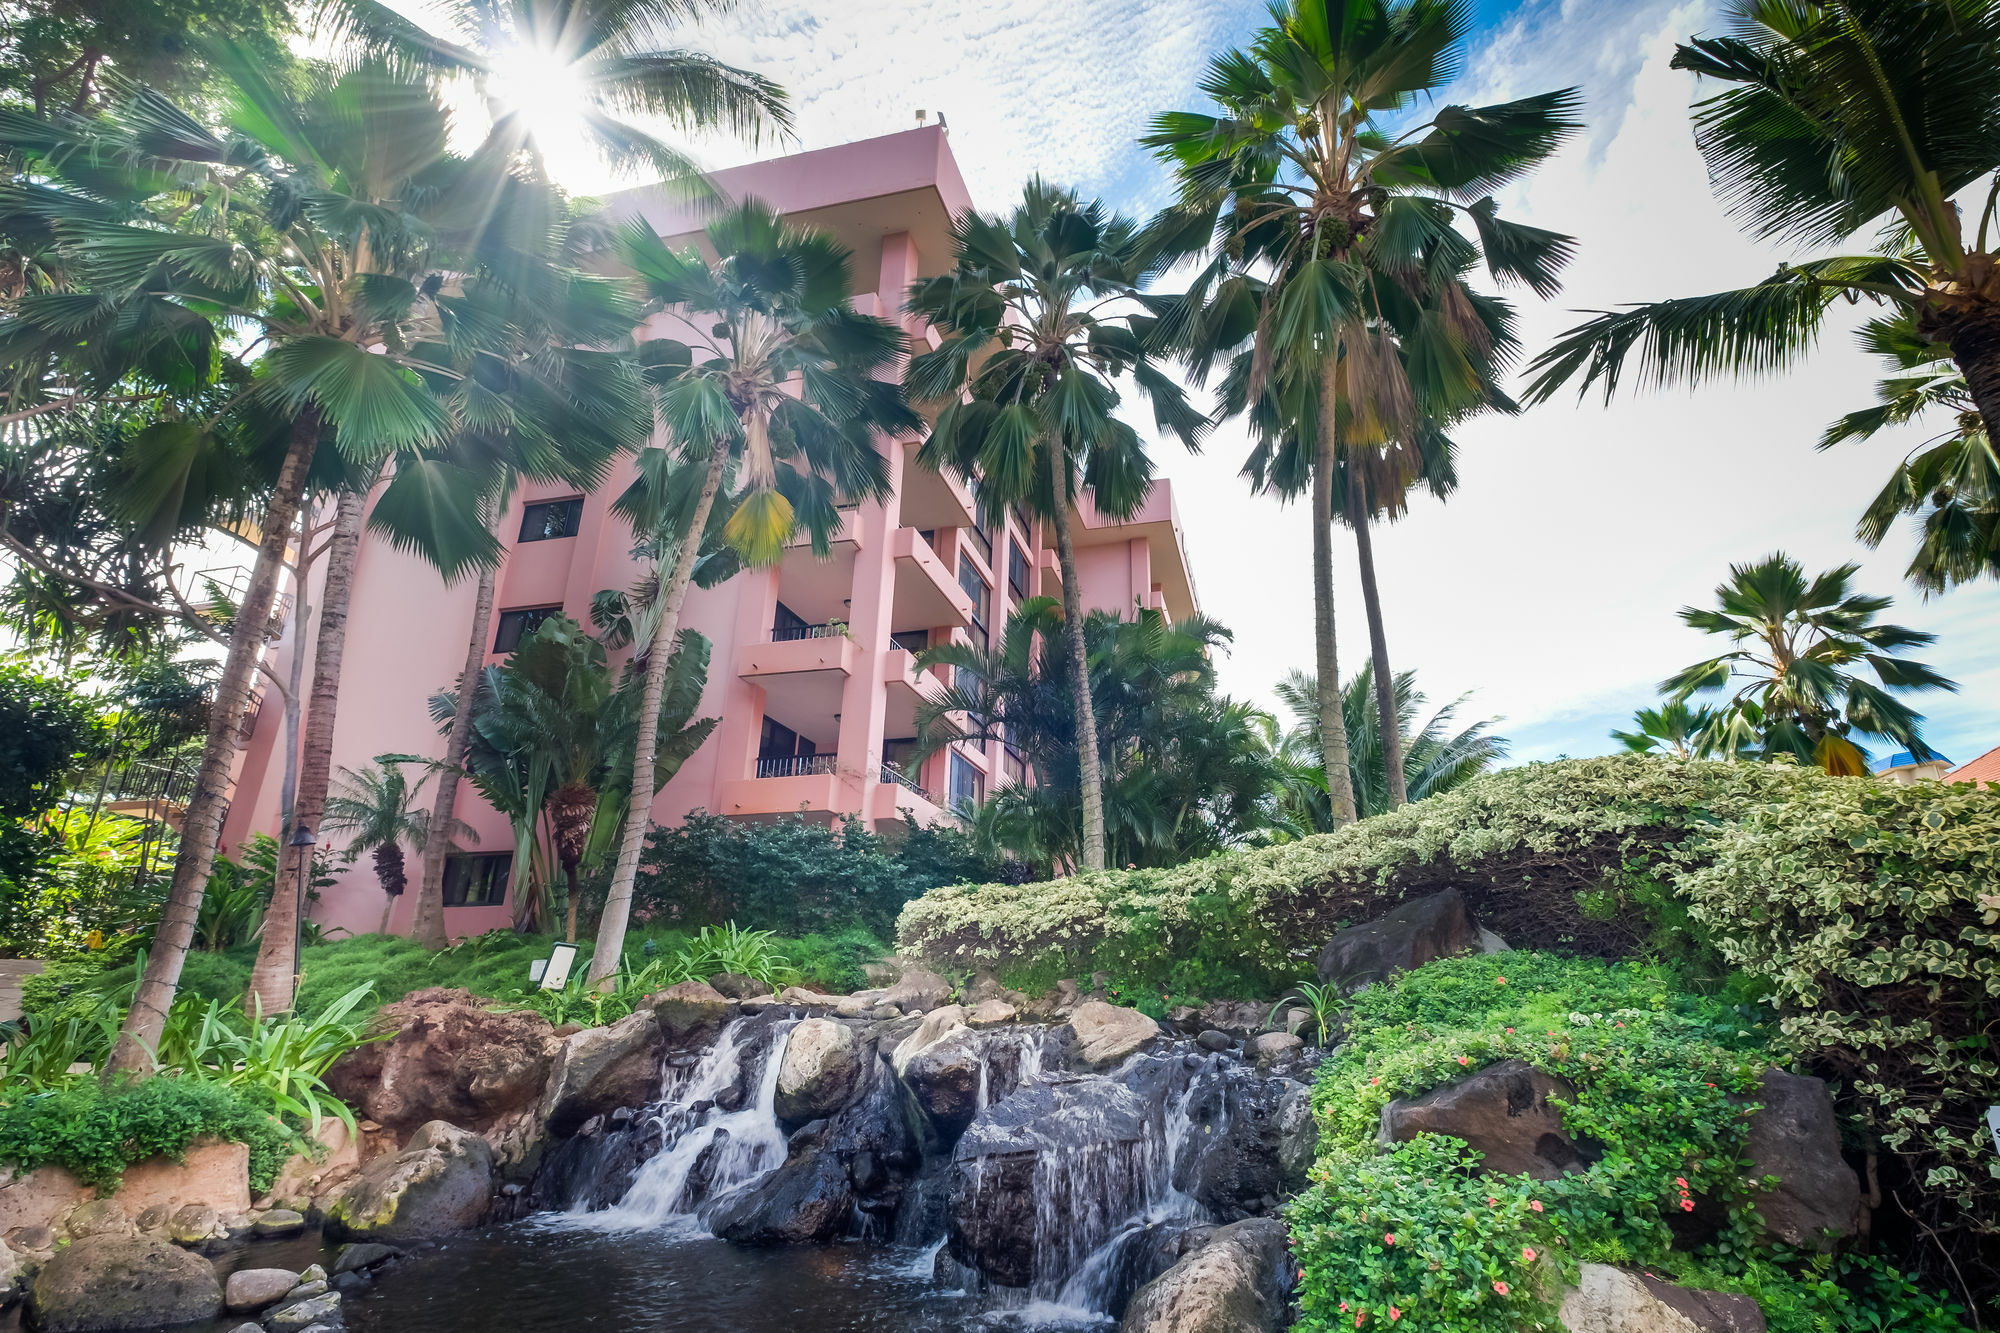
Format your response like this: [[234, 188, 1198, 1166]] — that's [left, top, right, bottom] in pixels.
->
[[540, 1009, 666, 1138], [1316, 887, 1477, 992], [330, 1243, 401, 1277], [326, 986, 556, 1135], [1380, 1059, 1599, 1180], [1120, 1217, 1292, 1333], [650, 980, 736, 1048], [1173, 1071, 1316, 1220], [1197, 1030, 1233, 1053], [28, 1233, 223, 1333], [1744, 1068, 1863, 1250], [707, 973, 771, 1001]]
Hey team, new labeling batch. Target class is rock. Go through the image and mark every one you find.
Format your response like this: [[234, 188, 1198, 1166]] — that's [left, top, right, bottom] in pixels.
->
[[1559, 1264, 1765, 1332], [133, 1204, 168, 1231], [1316, 887, 1478, 992], [330, 1242, 399, 1276], [225, 1325, 262, 1333], [62, 1200, 131, 1240], [0, 1242, 19, 1306], [297, 1264, 327, 1285], [1053, 978, 1082, 1012], [1476, 926, 1511, 953], [1743, 1069, 1862, 1251], [27, 1233, 223, 1332], [742, 994, 786, 1010], [287, 1279, 329, 1301], [967, 999, 1018, 1027], [707, 972, 770, 1000], [1198, 1030, 1234, 1053], [1250, 1033, 1302, 1065], [225, 1267, 299, 1312], [7, 1225, 55, 1254], [1065, 1000, 1161, 1069], [1380, 1059, 1599, 1180], [891, 1005, 968, 1073], [322, 1120, 494, 1242], [835, 991, 886, 1019], [1121, 1217, 1292, 1333], [1175, 1075, 1316, 1221], [1280, 1009, 1309, 1038], [325, 987, 557, 1136], [881, 967, 952, 1014], [962, 973, 1007, 1006], [267, 1291, 342, 1329], [540, 1009, 664, 1137], [871, 1003, 902, 1020], [165, 1204, 220, 1247], [902, 1031, 993, 1138], [778, 986, 838, 1007], [774, 1018, 862, 1126], [649, 980, 734, 1047], [252, 1209, 306, 1236]]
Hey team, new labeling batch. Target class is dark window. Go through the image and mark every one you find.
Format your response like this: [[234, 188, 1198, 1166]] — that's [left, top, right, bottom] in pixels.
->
[[1008, 541, 1029, 597], [965, 517, 992, 567], [493, 605, 560, 653], [518, 497, 583, 542], [949, 753, 983, 809], [890, 629, 928, 654], [771, 602, 811, 641], [442, 852, 511, 907], [759, 716, 801, 760], [958, 555, 989, 635]]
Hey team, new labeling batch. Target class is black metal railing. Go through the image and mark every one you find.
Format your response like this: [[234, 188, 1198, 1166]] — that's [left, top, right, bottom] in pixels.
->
[[754, 753, 838, 779], [769, 623, 842, 642], [880, 760, 936, 804]]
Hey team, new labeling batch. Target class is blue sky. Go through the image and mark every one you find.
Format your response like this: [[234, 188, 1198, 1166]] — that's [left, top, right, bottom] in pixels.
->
[[501, 0, 2000, 771]]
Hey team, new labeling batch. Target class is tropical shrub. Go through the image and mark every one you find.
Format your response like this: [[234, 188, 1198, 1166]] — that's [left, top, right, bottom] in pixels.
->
[[0, 1078, 304, 1194]]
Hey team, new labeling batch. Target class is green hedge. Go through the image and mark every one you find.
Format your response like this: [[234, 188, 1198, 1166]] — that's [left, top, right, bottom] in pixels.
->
[[0, 1078, 302, 1193]]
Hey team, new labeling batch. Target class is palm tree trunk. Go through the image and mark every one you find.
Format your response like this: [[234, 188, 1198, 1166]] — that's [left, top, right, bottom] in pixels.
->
[[1313, 367, 1359, 826], [273, 502, 316, 847], [563, 862, 580, 945], [248, 488, 365, 1013], [411, 557, 499, 949], [1050, 496, 1108, 870], [110, 409, 319, 1076], [1942, 303, 2000, 447], [1347, 470, 1407, 810], [587, 446, 726, 988]]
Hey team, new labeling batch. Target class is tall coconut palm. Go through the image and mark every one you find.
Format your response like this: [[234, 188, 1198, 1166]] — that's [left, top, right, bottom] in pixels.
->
[[0, 55, 603, 1072], [1524, 1, 2000, 447], [1145, 0, 1578, 825], [585, 201, 910, 987], [1663, 553, 1956, 774], [904, 180, 1206, 871], [320, 760, 469, 934]]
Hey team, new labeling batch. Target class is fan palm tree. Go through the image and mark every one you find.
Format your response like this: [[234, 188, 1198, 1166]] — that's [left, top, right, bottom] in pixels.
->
[[1523, 1, 2000, 447], [1274, 663, 1508, 823], [1663, 553, 1956, 774], [320, 761, 469, 934], [585, 202, 913, 988], [903, 180, 1206, 871], [0, 55, 625, 1072], [1145, 0, 1578, 825], [1822, 316, 2000, 593], [1611, 701, 1724, 759], [316, 0, 789, 182]]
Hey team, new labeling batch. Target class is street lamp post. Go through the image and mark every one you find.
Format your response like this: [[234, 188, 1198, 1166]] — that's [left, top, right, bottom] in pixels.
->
[[288, 821, 315, 999]]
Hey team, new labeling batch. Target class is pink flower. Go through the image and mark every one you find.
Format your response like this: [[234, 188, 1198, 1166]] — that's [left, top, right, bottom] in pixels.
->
[[1680, 1198, 1696, 1212], [1384, 1233, 1395, 1246], [1355, 1315, 1366, 1328], [1493, 1282, 1510, 1296], [1505, 1027, 1515, 1035], [1340, 1303, 1349, 1313], [1389, 1307, 1402, 1322], [1522, 1247, 1537, 1261], [1370, 1077, 1380, 1086], [1674, 1177, 1688, 1189], [1457, 1055, 1470, 1066], [1487, 1197, 1499, 1207], [1529, 1201, 1543, 1213], [1495, 976, 1507, 985]]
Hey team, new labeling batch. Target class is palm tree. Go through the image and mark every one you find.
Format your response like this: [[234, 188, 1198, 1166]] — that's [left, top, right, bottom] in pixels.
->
[[1145, 0, 1578, 825], [318, 0, 789, 182], [904, 180, 1206, 871], [1823, 316, 2000, 593], [1663, 553, 1956, 775], [1274, 663, 1508, 823], [1524, 1, 2000, 446], [585, 202, 912, 988], [320, 761, 468, 934], [1611, 701, 1723, 759], [0, 57, 605, 1073]]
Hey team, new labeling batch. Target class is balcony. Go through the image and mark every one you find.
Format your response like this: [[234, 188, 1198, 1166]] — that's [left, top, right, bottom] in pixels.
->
[[884, 646, 948, 738], [735, 631, 854, 746], [890, 527, 974, 634], [900, 445, 976, 531], [867, 759, 954, 830], [719, 752, 844, 822]]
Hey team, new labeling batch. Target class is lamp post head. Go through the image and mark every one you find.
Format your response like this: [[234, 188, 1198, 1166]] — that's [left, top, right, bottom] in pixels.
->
[[289, 823, 315, 848]]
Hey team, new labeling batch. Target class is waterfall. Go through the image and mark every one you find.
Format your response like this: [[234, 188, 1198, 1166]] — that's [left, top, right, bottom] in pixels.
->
[[558, 1018, 795, 1234]]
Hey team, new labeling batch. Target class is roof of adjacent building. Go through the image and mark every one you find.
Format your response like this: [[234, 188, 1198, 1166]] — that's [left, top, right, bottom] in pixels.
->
[[1871, 749, 1950, 773], [1947, 743, 2000, 785]]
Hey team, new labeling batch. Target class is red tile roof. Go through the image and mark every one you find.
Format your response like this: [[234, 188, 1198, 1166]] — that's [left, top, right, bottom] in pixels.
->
[[1947, 744, 2000, 786]]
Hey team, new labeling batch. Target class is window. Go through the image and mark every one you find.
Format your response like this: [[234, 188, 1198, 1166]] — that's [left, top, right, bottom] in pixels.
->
[[890, 630, 928, 654], [1008, 541, 1029, 598], [518, 497, 583, 542], [965, 516, 992, 567], [771, 601, 812, 641], [442, 852, 511, 907], [493, 605, 560, 653], [958, 555, 989, 636], [949, 752, 983, 809], [759, 716, 815, 760]]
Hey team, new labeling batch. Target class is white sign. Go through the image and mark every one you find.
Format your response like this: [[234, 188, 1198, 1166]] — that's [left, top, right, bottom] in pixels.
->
[[540, 942, 579, 992], [528, 958, 548, 985], [1987, 1105, 2000, 1157]]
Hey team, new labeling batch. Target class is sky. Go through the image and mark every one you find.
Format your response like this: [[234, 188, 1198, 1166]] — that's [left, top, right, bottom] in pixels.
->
[[474, 0, 2000, 770]]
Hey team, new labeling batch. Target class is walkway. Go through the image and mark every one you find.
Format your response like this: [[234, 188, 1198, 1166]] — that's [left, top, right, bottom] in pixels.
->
[[0, 958, 45, 1024]]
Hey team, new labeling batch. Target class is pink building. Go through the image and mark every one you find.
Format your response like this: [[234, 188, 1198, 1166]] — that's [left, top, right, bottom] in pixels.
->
[[220, 127, 1199, 939]]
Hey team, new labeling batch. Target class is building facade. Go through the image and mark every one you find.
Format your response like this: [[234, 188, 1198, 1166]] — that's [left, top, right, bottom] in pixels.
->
[[219, 126, 1199, 938]]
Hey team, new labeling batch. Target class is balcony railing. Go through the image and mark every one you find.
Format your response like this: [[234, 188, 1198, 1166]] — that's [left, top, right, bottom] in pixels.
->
[[770, 623, 843, 642], [880, 760, 936, 804], [754, 753, 837, 779]]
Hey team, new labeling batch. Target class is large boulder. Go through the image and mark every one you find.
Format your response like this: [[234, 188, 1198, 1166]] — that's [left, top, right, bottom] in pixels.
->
[[540, 1009, 664, 1137], [321, 1120, 494, 1242], [1380, 1059, 1598, 1180], [1744, 1069, 1862, 1250], [900, 1030, 990, 1138], [326, 987, 556, 1136], [774, 1018, 862, 1127], [948, 1077, 1158, 1289], [1065, 1001, 1160, 1069], [1559, 1264, 1765, 1332], [881, 967, 952, 1014], [223, 1268, 298, 1313], [1120, 1218, 1292, 1333], [1316, 888, 1477, 992], [649, 980, 734, 1048], [27, 1233, 222, 1332], [707, 972, 769, 1000], [891, 1005, 968, 1072], [1174, 1073, 1316, 1220]]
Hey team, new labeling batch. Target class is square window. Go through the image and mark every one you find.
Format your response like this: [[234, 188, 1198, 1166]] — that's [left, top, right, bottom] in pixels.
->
[[518, 497, 584, 542], [949, 753, 983, 809], [442, 852, 511, 907], [493, 606, 561, 653]]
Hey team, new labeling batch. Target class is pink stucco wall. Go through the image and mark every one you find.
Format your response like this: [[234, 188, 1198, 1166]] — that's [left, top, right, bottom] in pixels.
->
[[219, 128, 1198, 940]]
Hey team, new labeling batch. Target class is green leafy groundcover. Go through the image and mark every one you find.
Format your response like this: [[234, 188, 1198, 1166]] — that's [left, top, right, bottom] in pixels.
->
[[1290, 953, 1968, 1333], [0, 1077, 303, 1194]]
